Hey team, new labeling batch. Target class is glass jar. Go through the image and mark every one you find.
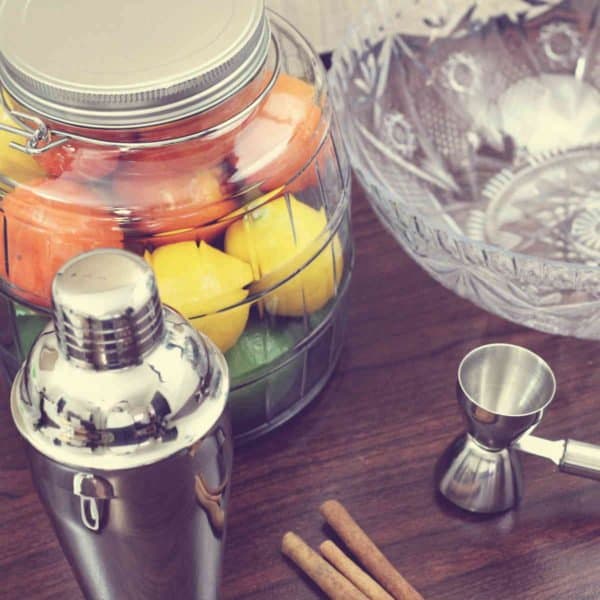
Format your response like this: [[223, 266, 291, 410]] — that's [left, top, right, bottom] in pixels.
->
[[0, 0, 352, 442]]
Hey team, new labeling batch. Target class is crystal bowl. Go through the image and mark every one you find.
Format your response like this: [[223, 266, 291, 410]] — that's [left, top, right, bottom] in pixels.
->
[[330, 0, 600, 338]]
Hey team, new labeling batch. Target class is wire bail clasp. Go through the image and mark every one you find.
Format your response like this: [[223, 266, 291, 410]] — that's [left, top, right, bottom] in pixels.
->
[[0, 91, 67, 156], [4, 110, 67, 155]]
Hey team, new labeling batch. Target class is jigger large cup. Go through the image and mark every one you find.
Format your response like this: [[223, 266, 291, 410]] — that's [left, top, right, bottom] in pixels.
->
[[457, 344, 556, 450], [439, 343, 600, 513]]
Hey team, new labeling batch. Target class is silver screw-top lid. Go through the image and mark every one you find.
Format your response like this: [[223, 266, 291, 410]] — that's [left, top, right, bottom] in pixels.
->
[[0, 0, 270, 128], [52, 249, 164, 370], [10, 248, 229, 470]]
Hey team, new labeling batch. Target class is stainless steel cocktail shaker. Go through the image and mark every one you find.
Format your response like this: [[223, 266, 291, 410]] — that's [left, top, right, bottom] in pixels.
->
[[10, 248, 232, 599]]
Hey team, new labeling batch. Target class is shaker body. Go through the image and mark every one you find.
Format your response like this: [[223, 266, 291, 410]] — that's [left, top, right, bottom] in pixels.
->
[[27, 411, 232, 600]]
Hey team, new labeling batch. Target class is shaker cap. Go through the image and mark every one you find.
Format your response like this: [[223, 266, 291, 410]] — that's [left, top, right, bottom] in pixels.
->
[[0, 0, 270, 128], [10, 249, 229, 470], [52, 249, 165, 370]]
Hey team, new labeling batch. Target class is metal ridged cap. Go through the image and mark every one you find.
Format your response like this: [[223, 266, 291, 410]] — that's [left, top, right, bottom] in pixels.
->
[[52, 249, 164, 370], [0, 0, 270, 128]]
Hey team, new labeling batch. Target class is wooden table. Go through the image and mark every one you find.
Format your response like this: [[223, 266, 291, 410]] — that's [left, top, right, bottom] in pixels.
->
[[2, 183, 600, 599]]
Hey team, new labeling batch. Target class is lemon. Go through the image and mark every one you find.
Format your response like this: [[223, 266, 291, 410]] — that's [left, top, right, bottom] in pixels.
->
[[186, 290, 250, 355], [225, 194, 343, 317], [145, 240, 253, 352], [0, 103, 44, 183]]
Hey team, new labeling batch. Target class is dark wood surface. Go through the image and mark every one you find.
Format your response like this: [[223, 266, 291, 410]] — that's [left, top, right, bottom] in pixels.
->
[[3, 183, 600, 600]]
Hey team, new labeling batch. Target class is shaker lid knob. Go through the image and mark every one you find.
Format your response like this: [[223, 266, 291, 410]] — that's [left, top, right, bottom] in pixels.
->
[[52, 249, 165, 370]]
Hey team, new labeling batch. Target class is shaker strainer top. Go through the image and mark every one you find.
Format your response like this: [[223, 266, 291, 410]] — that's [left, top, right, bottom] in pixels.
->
[[10, 249, 229, 470], [52, 249, 165, 370], [0, 0, 270, 128]]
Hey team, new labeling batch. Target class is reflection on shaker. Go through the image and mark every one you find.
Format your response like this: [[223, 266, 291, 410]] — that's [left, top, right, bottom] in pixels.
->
[[195, 474, 227, 533], [192, 425, 233, 535]]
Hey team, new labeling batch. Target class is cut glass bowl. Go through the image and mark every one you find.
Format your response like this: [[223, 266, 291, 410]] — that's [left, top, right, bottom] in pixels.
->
[[330, 0, 600, 338]]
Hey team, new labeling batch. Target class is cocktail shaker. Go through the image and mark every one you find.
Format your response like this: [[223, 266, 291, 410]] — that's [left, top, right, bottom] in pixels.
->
[[10, 248, 232, 599]]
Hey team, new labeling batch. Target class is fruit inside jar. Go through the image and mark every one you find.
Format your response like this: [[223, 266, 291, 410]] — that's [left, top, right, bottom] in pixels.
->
[[0, 178, 124, 308], [0, 5, 352, 440]]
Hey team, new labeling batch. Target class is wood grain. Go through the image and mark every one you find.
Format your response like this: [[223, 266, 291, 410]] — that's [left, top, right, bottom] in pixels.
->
[[3, 182, 600, 599]]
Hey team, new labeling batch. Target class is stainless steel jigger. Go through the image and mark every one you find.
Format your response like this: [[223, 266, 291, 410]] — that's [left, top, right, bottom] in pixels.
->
[[438, 343, 600, 513]]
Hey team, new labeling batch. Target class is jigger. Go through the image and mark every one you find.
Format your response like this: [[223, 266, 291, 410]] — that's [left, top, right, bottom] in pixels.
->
[[439, 343, 600, 513]]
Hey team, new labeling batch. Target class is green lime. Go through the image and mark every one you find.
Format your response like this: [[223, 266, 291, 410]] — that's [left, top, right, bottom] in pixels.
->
[[226, 319, 303, 380], [17, 313, 49, 357], [226, 318, 304, 435]]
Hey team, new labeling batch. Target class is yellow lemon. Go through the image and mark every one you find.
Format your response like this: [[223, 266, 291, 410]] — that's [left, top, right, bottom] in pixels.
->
[[145, 240, 253, 352], [0, 102, 44, 183], [185, 289, 250, 355], [218, 186, 284, 224], [225, 194, 343, 317]]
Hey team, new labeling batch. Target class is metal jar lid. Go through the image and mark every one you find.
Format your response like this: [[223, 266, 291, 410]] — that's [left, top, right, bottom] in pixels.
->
[[10, 249, 229, 470], [0, 0, 270, 129]]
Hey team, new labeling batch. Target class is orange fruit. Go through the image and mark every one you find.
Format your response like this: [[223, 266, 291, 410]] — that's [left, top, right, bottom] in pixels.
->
[[35, 141, 121, 182], [113, 165, 239, 246], [0, 178, 123, 307], [231, 73, 326, 194]]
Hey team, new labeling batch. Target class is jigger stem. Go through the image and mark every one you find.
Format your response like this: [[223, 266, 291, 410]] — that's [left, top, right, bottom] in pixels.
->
[[515, 435, 600, 481]]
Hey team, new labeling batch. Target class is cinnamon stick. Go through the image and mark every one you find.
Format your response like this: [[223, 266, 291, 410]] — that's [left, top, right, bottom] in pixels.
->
[[320, 539, 394, 600], [320, 500, 424, 600], [281, 532, 368, 600]]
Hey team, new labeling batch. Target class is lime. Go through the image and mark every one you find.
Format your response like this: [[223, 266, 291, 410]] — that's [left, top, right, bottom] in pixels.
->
[[17, 313, 49, 357], [225, 317, 304, 434]]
